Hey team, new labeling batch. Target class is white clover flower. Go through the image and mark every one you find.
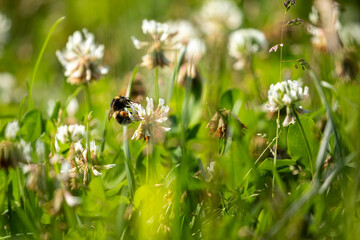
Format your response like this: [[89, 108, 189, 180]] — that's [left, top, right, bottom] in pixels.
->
[[5, 120, 19, 140], [56, 29, 108, 85], [267, 80, 309, 126], [180, 38, 207, 79], [167, 20, 199, 46], [186, 38, 206, 63], [228, 29, 268, 70], [74, 141, 83, 153], [132, 19, 176, 69], [131, 97, 170, 142], [0, 12, 11, 55], [196, 0, 242, 37], [54, 124, 85, 151], [0, 73, 16, 104]]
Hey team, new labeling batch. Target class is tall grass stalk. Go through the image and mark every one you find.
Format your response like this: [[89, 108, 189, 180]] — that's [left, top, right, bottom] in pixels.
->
[[28, 16, 65, 111], [292, 107, 314, 173]]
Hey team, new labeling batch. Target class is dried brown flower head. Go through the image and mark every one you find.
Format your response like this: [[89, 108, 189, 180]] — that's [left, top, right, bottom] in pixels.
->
[[206, 109, 247, 139], [0, 141, 24, 170]]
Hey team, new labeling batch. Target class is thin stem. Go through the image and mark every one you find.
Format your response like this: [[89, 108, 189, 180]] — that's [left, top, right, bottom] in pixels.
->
[[293, 107, 314, 173], [146, 143, 150, 184], [154, 67, 159, 101], [279, 11, 287, 82], [242, 135, 278, 182], [272, 110, 280, 195], [84, 84, 93, 114]]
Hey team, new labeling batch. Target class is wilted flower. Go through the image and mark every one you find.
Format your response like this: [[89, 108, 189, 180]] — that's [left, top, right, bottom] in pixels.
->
[[56, 29, 108, 85], [131, 97, 170, 142], [266, 80, 309, 126], [54, 124, 85, 152], [196, 0, 242, 38], [228, 29, 268, 70], [206, 108, 247, 139], [132, 19, 176, 69], [50, 188, 81, 215], [0, 73, 16, 104], [23, 163, 46, 197], [5, 120, 19, 140], [0, 141, 24, 170], [0, 12, 11, 55]]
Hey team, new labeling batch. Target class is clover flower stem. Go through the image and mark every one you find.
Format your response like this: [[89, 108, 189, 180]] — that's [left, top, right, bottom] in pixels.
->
[[292, 106, 314, 174], [272, 110, 280, 196], [85, 113, 92, 182], [279, 10, 287, 82], [146, 144, 150, 184], [84, 84, 93, 114], [154, 67, 159, 102]]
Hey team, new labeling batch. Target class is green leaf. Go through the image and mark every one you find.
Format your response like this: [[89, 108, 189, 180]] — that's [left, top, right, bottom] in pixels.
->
[[50, 101, 61, 120], [259, 158, 297, 173], [287, 117, 322, 170], [186, 123, 201, 141], [220, 89, 241, 110], [20, 110, 43, 142]]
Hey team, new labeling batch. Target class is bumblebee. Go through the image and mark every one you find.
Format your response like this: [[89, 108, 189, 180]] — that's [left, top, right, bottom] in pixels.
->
[[108, 96, 134, 125]]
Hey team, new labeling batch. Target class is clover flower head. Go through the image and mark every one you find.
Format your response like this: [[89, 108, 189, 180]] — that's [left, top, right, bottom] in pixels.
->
[[186, 38, 206, 63], [178, 38, 207, 80], [55, 124, 85, 151], [132, 20, 176, 69], [228, 29, 268, 70], [5, 120, 19, 140], [131, 97, 170, 142], [56, 29, 108, 85], [197, 0, 242, 37], [267, 80, 309, 126], [167, 20, 199, 46]]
